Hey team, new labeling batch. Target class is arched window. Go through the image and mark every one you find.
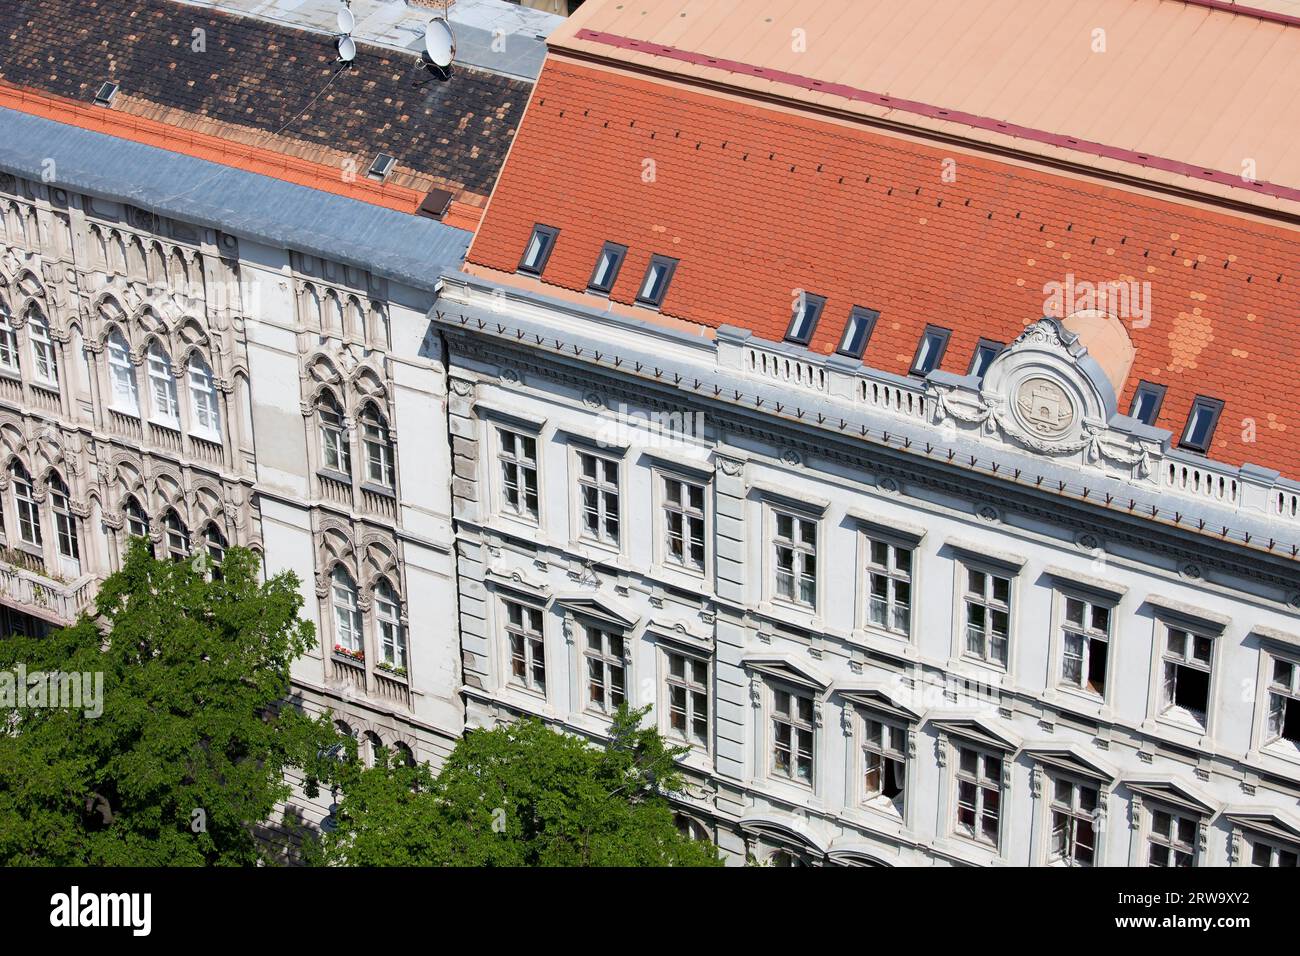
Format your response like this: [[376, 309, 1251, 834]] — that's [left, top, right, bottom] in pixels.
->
[[124, 496, 150, 538], [10, 463, 40, 546], [204, 523, 227, 578], [147, 342, 179, 426], [375, 580, 406, 670], [187, 354, 221, 438], [27, 306, 57, 385], [163, 509, 188, 561], [393, 742, 415, 766], [362, 731, 384, 768], [318, 393, 350, 476], [331, 567, 363, 654], [0, 299, 18, 373], [360, 404, 394, 488], [106, 329, 139, 414], [49, 474, 79, 563]]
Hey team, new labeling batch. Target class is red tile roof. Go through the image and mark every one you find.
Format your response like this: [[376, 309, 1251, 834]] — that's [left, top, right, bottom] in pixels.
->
[[468, 60, 1300, 477]]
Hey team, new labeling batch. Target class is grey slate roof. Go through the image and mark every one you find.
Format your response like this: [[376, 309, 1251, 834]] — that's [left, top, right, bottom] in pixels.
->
[[0, 107, 470, 291]]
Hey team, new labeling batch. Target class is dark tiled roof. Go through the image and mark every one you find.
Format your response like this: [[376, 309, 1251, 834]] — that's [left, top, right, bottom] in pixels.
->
[[0, 0, 531, 201]]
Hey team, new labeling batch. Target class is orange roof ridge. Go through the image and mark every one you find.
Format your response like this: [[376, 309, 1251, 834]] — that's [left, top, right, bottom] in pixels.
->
[[0, 81, 424, 215]]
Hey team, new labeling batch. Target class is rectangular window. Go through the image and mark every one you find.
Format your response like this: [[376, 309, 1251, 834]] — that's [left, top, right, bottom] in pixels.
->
[[1266, 656, 1300, 749], [576, 451, 620, 546], [665, 650, 709, 749], [784, 292, 826, 345], [584, 625, 625, 713], [635, 255, 678, 309], [837, 306, 879, 359], [29, 315, 58, 385], [861, 714, 906, 813], [504, 600, 545, 694], [587, 242, 627, 294], [320, 406, 351, 475], [1059, 595, 1110, 697], [1251, 837, 1299, 868], [773, 510, 817, 608], [1180, 396, 1224, 453], [51, 486, 78, 561], [1148, 808, 1197, 867], [0, 315, 18, 372], [148, 347, 179, 425], [968, 339, 1003, 377], [963, 567, 1011, 668], [518, 224, 559, 275], [497, 429, 539, 521], [14, 476, 40, 546], [1128, 381, 1166, 426], [865, 537, 912, 636], [772, 687, 815, 784], [910, 325, 951, 375], [1161, 627, 1213, 728], [662, 475, 706, 571], [363, 420, 394, 487], [1049, 777, 1098, 866], [954, 745, 1002, 846]]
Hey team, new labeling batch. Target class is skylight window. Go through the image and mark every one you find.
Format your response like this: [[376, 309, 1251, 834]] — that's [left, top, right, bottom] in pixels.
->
[[95, 82, 119, 107], [1180, 396, 1224, 453], [636, 255, 678, 309], [968, 339, 1003, 378], [838, 306, 879, 359], [784, 292, 826, 345], [587, 243, 627, 295], [518, 224, 559, 276], [910, 325, 951, 376], [367, 153, 396, 181], [1129, 381, 1166, 426]]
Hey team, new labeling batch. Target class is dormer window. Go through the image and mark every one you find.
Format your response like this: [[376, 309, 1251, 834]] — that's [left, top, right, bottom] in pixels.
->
[[518, 224, 559, 275], [968, 339, 1003, 377], [784, 292, 826, 346], [1129, 381, 1166, 426], [1180, 396, 1224, 453], [910, 325, 950, 376], [838, 306, 878, 359], [636, 255, 678, 309], [587, 242, 627, 295]]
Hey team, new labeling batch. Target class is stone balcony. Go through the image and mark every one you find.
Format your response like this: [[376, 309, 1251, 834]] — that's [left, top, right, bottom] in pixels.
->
[[0, 550, 97, 627]]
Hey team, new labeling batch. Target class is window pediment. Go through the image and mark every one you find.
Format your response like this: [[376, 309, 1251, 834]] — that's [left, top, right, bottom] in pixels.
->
[[744, 654, 829, 692], [552, 593, 639, 630]]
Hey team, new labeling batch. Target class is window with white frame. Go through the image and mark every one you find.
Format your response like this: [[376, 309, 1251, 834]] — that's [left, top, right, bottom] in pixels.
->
[[773, 510, 817, 608], [865, 537, 912, 636], [27, 306, 57, 385], [963, 567, 1011, 668], [497, 428, 539, 521], [1048, 777, 1098, 866], [331, 568, 363, 655], [504, 599, 545, 693], [125, 496, 149, 539], [318, 394, 351, 476], [665, 649, 708, 749], [1160, 627, 1213, 728], [376, 580, 406, 670], [0, 301, 18, 372], [1147, 807, 1198, 867], [1265, 655, 1300, 750], [576, 451, 620, 546], [49, 475, 78, 562], [187, 354, 221, 438], [584, 625, 625, 713], [107, 330, 139, 413], [361, 404, 394, 488], [11, 464, 40, 546], [163, 510, 188, 561], [203, 524, 226, 579], [954, 744, 1003, 846], [1250, 835, 1299, 867], [662, 476, 705, 572], [147, 342, 179, 426], [771, 687, 815, 785], [1060, 595, 1110, 697], [860, 712, 906, 812]]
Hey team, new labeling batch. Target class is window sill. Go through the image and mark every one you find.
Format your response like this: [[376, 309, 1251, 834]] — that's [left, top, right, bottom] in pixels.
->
[[374, 667, 408, 683], [758, 598, 822, 632], [109, 405, 141, 418], [361, 481, 396, 499], [316, 468, 353, 485], [332, 651, 366, 667], [189, 429, 221, 444], [503, 680, 546, 703], [849, 626, 917, 659]]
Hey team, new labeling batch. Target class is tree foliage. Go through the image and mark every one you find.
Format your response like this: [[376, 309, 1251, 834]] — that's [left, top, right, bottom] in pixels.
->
[[308, 704, 722, 867], [0, 538, 333, 865]]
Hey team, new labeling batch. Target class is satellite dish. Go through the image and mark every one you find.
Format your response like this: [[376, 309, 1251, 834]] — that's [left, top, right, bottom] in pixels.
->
[[337, 6, 355, 35], [337, 35, 357, 63], [424, 17, 456, 69]]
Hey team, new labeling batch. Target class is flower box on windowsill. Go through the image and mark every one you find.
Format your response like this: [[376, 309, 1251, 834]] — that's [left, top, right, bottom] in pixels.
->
[[375, 661, 407, 680], [333, 644, 365, 664]]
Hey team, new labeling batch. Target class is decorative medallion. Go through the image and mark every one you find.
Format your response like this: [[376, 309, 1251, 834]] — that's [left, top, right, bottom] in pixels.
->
[[582, 391, 603, 409], [780, 448, 802, 467], [1014, 376, 1075, 439], [976, 503, 1001, 524]]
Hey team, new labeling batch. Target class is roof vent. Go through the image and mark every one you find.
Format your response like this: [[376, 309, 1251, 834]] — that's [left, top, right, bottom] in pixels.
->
[[94, 82, 119, 107], [367, 153, 396, 181], [417, 187, 454, 220]]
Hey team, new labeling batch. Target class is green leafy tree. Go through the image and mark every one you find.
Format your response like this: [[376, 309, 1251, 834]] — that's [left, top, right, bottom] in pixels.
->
[[308, 703, 722, 867], [0, 538, 334, 865]]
